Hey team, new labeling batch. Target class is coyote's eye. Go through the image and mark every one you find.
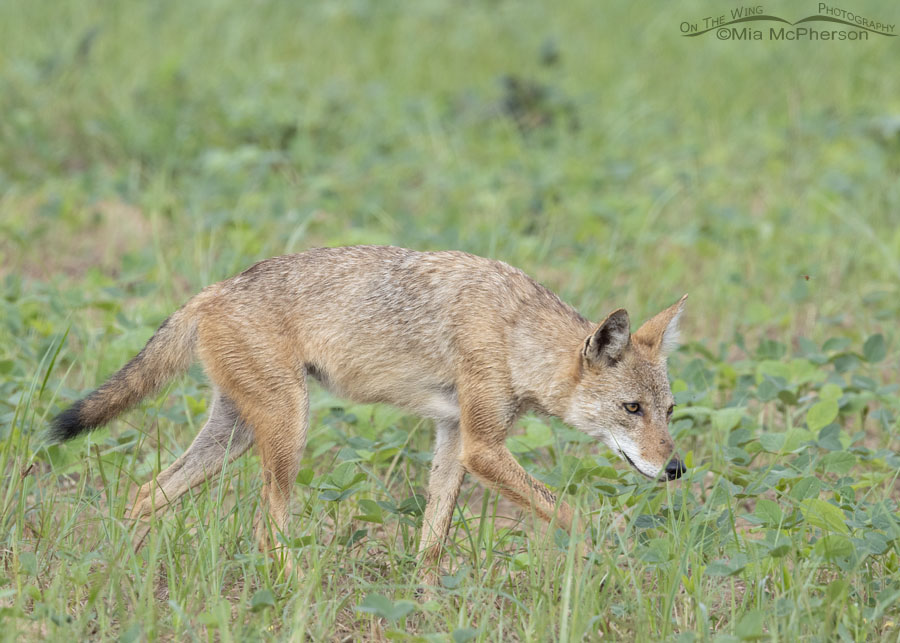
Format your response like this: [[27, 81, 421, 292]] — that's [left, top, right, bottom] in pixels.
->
[[623, 402, 642, 415], [667, 404, 675, 417]]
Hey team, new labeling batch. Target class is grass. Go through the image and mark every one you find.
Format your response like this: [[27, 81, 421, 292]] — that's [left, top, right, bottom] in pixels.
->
[[1, 0, 899, 639]]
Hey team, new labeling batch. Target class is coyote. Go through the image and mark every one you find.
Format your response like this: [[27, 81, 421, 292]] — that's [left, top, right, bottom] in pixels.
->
[[50, 246, 686, 579]]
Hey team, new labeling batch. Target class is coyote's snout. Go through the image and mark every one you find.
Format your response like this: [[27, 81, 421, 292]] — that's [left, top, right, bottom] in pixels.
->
[[49, 246, 687, 582]]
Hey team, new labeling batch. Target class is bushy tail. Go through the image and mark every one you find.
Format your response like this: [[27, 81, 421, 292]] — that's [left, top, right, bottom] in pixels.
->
[[48, 304, 200, 443]]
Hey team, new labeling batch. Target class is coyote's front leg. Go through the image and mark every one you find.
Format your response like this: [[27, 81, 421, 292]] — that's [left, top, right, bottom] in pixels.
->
[[457, 384, 575, 534], [462, 437, 574, 531], [418, 418, 465, 588]]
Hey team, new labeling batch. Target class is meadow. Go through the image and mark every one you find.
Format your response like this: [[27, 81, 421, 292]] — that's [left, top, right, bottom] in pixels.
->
[[1, 0, 899, 640]]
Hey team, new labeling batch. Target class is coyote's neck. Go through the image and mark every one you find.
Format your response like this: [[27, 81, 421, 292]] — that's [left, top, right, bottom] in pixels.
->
[[508, 310, 592, 420]]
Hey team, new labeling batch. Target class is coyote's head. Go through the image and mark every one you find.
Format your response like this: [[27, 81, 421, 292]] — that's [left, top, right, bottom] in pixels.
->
[[565, 295, 688, 481]]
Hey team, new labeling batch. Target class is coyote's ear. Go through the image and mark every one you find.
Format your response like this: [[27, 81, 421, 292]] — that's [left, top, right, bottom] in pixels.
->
[[633, 294, 688, 356], [583, 309, 631, 366]]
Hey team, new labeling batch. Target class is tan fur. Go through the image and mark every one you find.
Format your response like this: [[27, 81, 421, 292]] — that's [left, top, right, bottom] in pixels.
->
[[52, 246, 687, 583]]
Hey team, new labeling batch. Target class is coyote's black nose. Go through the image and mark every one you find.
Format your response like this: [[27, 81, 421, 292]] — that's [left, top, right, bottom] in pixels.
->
[[665, 458, 686, 481]]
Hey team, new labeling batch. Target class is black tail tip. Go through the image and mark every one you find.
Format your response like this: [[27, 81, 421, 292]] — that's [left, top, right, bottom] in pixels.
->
[[47, 400, 89, 443]]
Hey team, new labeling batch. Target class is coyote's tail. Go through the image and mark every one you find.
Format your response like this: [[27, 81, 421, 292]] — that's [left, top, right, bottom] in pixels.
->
[[48, 302, 201, 443]]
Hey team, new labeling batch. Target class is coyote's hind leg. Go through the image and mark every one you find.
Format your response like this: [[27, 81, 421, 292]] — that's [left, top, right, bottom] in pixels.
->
[[129, 391, 253, 549], [215, 374, 310, 570]]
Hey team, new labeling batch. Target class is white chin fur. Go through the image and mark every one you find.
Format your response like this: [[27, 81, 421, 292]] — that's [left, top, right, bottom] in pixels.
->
[[608, 436, 662, 479]]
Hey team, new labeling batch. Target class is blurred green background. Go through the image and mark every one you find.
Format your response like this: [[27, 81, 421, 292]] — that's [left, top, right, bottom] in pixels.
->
[[2, 0, 897, 352]]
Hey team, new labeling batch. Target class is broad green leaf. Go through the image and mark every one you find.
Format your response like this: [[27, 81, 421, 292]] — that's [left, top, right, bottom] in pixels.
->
[[857, 531, 890, 556], [672, 406, 714, 422], [712, 407, 745, 432], [319, 488, 357, 502], [868, 588, 900, 623], [817, 425, 844, 451], [756, 377, 780, 402], [735, 609, 765, 640], [356, 593, 415, 622], [783, 428, 814, 452], [756, 359, 824, 386], [852, 375, 878, 391], [330, 462, 364, 490], [764, 536, 793, 558], [440, 566, 468, 589], [788, 359, 826, 385], [513, 551, 536, 570], [758, 429, 812, 454], [790, 476, 822, 501], [19, 552, 37, 577], [757, 339, 786, 360], [826, 579, 849, 603], [819, 383, 842, 401], [863, 334, 886, 363], [820, 451, 856, 476], [757, 360, 791, 381], [729, 428, 754, 447], [754, 499, 783, 527], [723, 446, 751, 465], [758, 433, 784, 454], [508, 420, 554, 453], [354, 499, 384, 524], [823, 337, 851, 352], [118, 624, 142, 643], [296, 468, 314, 486], [250, 589, 275, 612], [806, 399, 838, 432], [801, 499, 849, 534], [777, 389, 798, 405], [452, 628, 478, 643], [705, 554, 748, 577], [832, 353, 860, 373], [397, 494, 426, 516], [813, 534, 854, 561]]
